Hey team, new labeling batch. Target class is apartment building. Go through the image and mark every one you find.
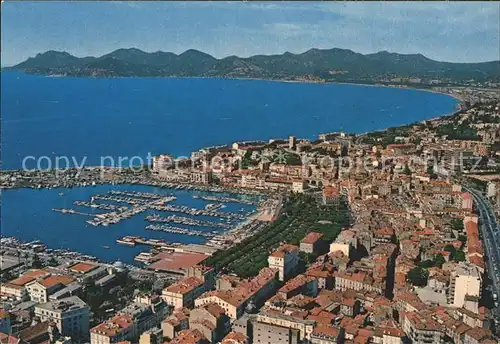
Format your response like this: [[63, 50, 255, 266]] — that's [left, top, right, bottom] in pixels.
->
[[448, 262, 482, 308], [34, 296, 90, 340], [268, 244, 299, 281], [254, 309, 315, 342], [26, 275, 75, 303], [252, 320, 300, 344], [195, 268, 278, 320], [90, 314, 135, 344], [401, 312, 445, 344], [300, 232, 324, 255], [161, 276, 205, 310]]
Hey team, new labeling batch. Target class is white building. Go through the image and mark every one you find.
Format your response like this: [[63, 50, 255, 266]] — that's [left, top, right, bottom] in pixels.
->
[[161, 276, 205, 310], [268, 244, 299, 282], [448, 262, 482, 308], [26, 275, 75, 303], [34, 296, 90, 340]]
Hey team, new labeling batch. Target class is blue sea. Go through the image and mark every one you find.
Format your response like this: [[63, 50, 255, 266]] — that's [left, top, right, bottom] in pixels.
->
[[1, 72, 459, 262], [1, 72, 458, 170]]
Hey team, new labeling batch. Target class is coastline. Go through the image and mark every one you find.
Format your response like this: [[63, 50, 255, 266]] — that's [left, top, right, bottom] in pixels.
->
[[0, 73, 475, 266]]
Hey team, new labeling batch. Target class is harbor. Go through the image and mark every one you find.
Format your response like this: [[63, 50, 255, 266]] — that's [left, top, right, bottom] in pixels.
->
[[52, 190, 177, 227], [52, 208, 95, 216], [193, 194, 259, 205], [145, 214, 233, 229], [147, 203, 247, 220], [145, 224, 218, 238], [73, 200, 128, 211], [4, 184, 262, 264], [116, 235, 172, 248]]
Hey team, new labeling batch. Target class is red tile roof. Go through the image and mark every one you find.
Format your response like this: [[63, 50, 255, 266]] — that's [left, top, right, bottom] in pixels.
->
[[37, 275, 75, 289], [165, 277, 204, 295], [169, 329, 206, 344], [221, 331, 248, 344], [270, 244, 298, 258], [90, 314, 134, 337], [301, 232, 323, 245], [68, 262, 96, 273]]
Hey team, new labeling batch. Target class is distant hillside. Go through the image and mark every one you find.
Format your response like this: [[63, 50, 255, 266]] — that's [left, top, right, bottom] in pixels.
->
[[6, 47, 500, 84]]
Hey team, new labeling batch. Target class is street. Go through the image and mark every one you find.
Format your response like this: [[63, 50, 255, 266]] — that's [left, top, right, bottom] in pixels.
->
[[462, 185, 500, 324]]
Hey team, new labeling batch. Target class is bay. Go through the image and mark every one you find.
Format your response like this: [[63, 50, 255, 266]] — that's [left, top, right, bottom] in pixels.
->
[[1, 72, 458, 170], [1, 72, 459, 262]]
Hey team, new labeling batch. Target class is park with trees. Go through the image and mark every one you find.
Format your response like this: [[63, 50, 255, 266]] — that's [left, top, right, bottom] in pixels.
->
[[203, 193, 350, 278]]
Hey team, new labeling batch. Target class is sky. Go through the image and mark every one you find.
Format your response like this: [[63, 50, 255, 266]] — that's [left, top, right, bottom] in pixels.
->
[[1, 1, 499, 66]]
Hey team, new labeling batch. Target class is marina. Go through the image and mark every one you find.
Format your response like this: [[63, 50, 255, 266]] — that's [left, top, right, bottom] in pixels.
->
[[52, 208, 95, 216], [109, 190, 166, 199], [92, 194, 161, 205], [193, 194, 259, 205], [3, 184, 260, 263], [116, 235, 171, 248], [145, 214, 233, 229], [54, 191, 177, 227], [73, 200, 128, 211], [145, 224, 218, 238], [147, 203, 247, 220]]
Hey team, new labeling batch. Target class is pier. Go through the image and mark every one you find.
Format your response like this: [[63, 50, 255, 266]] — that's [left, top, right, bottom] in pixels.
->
[[84, 194, 176, 227], [92, 194, 151, 205], [148, 203, 246, 220], [86, 195, 175, 226], [52, 208, 95, 216], [145, 214, 232, 229], [193, 194, 259, 205], [73, 200, 128, 211], [145, 224, 218, 238], [109, 190, 166, 199], [52, 188, 255, 231], [116, 235, 170, 248]]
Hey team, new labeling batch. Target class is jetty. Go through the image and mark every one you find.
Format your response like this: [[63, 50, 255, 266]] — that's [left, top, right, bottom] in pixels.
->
[[109, 190, 166, 199], [116, 235, 170, 248], [145, 214, 232, 229], [73, 200, 127, 211], [85, 195, 176, 227], [145, 224, 218, 238], [193, 194, 258, 205], [148, 203, 246, 220], [92, 194, 151, 205], [52, 208, 95, 216]]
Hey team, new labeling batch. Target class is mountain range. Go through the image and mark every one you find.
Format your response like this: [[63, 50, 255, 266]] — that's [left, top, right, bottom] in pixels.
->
[[6, 47, 500, 83]]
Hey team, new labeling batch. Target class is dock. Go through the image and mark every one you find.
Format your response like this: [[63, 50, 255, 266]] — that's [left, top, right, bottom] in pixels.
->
[[73, 200, 127, 211], [85, 195, 176, 227], [52, 208, 95, 216], [116, 235, 170, 248], [145, 214, 233, 229], [148, 203, 246, 220], [145, 224, 218, 238], [109, 190, 166, 199], [193, 194, 258, 205]]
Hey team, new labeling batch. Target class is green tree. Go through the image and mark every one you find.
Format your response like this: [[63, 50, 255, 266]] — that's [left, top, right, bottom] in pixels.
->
[[31, 254, 44, 269], [407, 267, 429, 287], [46, 257, 59, 267], [444, 244, 456, 254], [433, 254, 446, 268], [453, 249, 466, 262], [457, 235, 467, 244], [450, 218, 464, 231], [419, 260, 434, 269], [403, 164, 411, 175]]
